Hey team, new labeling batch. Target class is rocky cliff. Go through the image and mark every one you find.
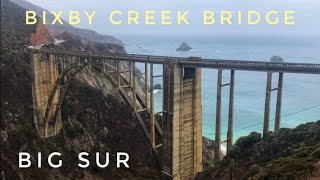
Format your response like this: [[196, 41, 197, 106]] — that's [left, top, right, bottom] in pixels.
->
[[29, 23, 55, 46]]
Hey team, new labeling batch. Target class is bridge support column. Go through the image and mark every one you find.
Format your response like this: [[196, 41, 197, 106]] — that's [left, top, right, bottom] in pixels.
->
[[162, 60, 173, 178], [150, 64, 156, 148], [227, 70, 235, 153], [263, 72, 272, 138], [31, 53, 62, 138], [162, 59, 202, 180], [116, 61, 120, 86], [274, 72, 283, 134], [132, 62, 137, 112], [129, 61, 132, 86], [145, 63, 149, 109], [215, 69, 222, 160], [213, 70, 235, 155]]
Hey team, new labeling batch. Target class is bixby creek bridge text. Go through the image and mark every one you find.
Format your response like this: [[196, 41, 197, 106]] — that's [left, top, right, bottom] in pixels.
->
[[26, 10, 295, 25]]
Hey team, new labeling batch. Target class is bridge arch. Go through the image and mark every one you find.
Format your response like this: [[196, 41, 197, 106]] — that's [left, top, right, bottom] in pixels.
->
[[34, 52, 164, 153], [43, 62, 87, 138], [33, 56, 164, 170]]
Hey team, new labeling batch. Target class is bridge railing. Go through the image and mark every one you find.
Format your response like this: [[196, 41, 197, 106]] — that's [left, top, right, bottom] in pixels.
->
[[29, 49, 320, 74], [180, 59, 320, 74]]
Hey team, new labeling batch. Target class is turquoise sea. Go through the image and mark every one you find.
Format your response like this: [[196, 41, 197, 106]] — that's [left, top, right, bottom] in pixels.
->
[[119, 34, 320, 142]]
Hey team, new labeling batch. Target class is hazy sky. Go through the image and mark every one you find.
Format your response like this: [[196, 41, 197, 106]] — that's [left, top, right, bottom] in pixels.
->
[[26, 0, 320, 37]]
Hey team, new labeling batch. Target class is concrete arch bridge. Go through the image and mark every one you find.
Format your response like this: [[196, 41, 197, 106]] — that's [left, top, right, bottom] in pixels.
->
[[29, 49, 320, 179]]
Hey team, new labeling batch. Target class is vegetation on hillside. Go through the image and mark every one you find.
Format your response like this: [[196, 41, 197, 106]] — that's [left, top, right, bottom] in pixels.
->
[[198, 121, 320, 179]]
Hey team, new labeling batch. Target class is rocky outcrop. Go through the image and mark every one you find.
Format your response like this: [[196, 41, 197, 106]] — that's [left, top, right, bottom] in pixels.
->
[[176, 42, 192, 51], [29, 23, 54, 46]]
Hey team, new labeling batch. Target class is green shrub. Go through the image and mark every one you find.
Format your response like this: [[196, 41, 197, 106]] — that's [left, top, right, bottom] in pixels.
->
[[310, 147, 320, 159], [234, 132, 262, 150], [268, 157, 316, 179]]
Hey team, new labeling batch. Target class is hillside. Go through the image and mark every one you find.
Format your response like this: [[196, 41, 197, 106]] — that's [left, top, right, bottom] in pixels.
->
[[10, 0, 124, 46], [198, 121, 320, 179], [1, 0, 159, 179], [0, 0, 53, 56]]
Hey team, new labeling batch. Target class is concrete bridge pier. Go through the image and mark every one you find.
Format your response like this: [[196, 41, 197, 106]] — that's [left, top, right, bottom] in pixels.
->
[[31, 53, 62, 138], [263, 72, 284, 137], [263, 72, 273, 137], [162, 59, 202, 179], [215, 69, 235, 160], [144, 63, 149, 109], [227, 70, 235, 153], [116, 60, 120, 85], [274, 72, 283, 134], [215, 69, 222, 161], [132, 62, 137, 112], [150, 63, 156, 148]]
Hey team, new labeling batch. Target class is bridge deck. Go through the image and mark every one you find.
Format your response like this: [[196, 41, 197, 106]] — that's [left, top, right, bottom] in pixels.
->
[[30, 49, 320, 74]]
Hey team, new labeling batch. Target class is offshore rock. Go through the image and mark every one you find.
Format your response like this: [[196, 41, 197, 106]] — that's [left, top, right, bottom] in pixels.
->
[[270, 55, 284, 62], [176, 42, 192, 51]]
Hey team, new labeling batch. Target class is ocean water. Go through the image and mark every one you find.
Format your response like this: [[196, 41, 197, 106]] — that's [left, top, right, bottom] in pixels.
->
[[119, 34, 320, 141]]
